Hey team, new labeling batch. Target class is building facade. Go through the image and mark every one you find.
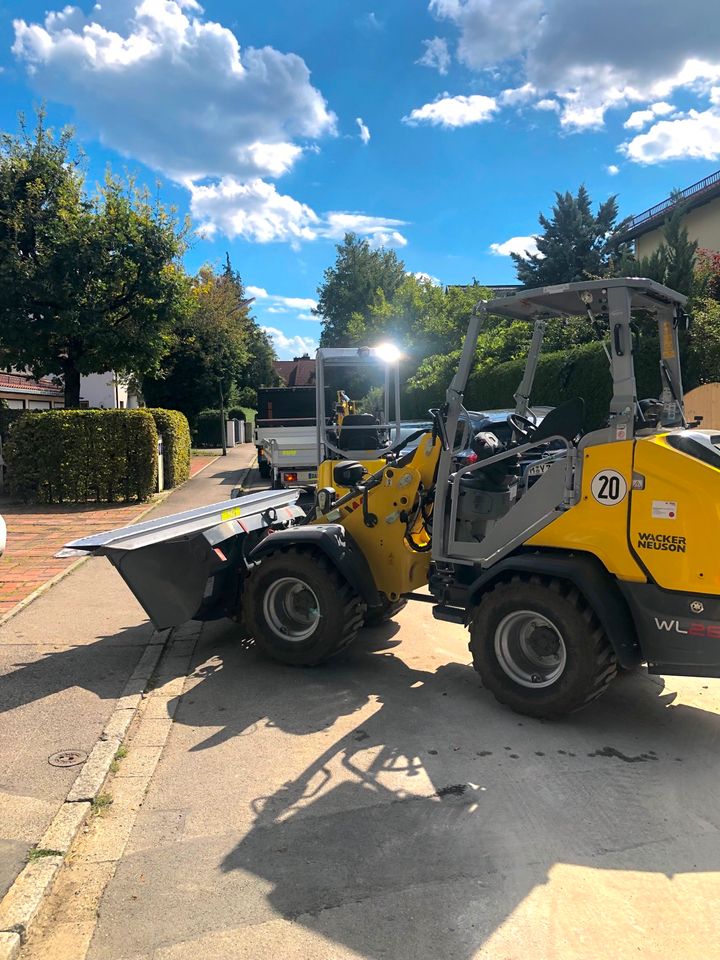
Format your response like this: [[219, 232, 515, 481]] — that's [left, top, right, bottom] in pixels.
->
[[618, 169, 720, 258]]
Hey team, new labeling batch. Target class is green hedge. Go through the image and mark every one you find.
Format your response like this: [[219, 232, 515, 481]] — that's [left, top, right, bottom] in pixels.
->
[[193, 410, 224, 448], [146, 408, 191, 488], [407, 338, 665, 431], [6, 409, 158, 503], [0, 408, 28, 443]]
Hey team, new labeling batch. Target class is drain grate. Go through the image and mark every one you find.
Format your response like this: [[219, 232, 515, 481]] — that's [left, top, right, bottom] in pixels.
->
[[48, 750, 88, 768]]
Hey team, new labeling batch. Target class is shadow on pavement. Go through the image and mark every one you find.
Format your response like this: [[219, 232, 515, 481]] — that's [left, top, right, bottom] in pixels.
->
[[0, 621, 153, 716], [166, 617, 720, 959]]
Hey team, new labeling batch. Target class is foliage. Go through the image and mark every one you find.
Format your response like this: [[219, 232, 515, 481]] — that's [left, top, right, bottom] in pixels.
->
[[143, 259, 275, 425], [193, 410, 226, 448], [235, 386, 258, 408], [432, 339, 662, 431], [512, 185, 631, 286], [316, 233, 407, 345], [684, 296, 720, 387], [6, 409, 157, 503], [143, 264, 251, 423], [695, 248, 720, 301], [628, 200, 698, 296], [146, 408, 191, 488], [0, 111, 189, 406], [227, 406, 255, 423], [0, 408, 27, 443]]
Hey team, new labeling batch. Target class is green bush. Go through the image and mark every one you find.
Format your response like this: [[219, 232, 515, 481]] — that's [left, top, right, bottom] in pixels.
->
[[0, 408, 28, 443], [146, 408, 191, 487], [193, 410, 224, 448], [5, 409, 158, 503]]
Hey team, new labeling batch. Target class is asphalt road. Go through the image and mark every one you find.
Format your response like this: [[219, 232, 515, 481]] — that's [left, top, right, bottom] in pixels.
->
[[20, 461, 720, 959]]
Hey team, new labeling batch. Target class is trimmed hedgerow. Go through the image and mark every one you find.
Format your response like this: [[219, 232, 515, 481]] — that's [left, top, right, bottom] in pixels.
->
[[5, 409, 158, 503], [0, 408, 28, 443], [146, 408, 191, 488]]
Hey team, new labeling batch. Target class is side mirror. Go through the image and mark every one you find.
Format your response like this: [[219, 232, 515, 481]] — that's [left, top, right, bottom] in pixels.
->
[[333, 462, 365, 488]]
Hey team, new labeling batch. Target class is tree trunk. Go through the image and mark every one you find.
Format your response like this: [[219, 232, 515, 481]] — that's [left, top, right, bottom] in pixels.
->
[[63, 364, 81, 408]]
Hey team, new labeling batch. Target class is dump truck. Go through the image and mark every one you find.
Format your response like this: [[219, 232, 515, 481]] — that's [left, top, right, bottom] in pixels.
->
[[66, 278, 720, 718]]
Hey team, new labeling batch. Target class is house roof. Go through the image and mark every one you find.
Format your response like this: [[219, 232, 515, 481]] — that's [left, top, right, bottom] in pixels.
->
[[0, 372, 63, 396], [617, 167, 720, 242], [273, 356, 316, 387]]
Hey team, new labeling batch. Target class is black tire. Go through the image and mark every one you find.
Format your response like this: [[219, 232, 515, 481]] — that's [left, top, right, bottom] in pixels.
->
[[243, 547, 364, 665], [364, 595, 407, 626], [469, 575, 617, 719]]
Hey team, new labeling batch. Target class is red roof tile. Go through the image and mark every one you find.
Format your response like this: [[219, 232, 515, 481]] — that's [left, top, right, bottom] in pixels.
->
[[0, 373, 64, 395], [273, 357, 316, 387]]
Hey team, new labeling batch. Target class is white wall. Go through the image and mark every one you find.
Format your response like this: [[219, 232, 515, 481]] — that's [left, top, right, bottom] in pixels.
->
[[80, 372, 139, 409]]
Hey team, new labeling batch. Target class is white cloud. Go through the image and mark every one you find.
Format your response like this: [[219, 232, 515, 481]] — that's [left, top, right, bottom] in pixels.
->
[[606, 164, 620, 175], [490, 235, 540, 258], [297, 313, 320, 322], [624, 101, 677, 130], [499, 83, 536, 106], [356, 117, 371, 145], [189, 178, 319, 245], [321, 213, 408, 246], [262, 326, 318, 360], [622, 106, 720, 163], [190, 178, 408, 245], [13, 2, 406, 248], [425, 0, 720, 134], [403, 92, 498, 127], [246, 286, 268, 300], [416, 36, 451, 75], [13, 0, 336, 182], [535, 98, 560, 112], [412, 271, 441, 284]]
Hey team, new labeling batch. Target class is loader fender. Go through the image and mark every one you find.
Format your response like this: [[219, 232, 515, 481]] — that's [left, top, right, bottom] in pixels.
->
[[467, 551, 641, 669], [249, 524, 381, 609]]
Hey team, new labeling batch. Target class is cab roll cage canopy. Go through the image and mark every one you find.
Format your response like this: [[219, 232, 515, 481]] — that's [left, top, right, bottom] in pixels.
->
[[315, 346, 402, 463], [448, 277, 688, 441], [431, 278, 689, 568]]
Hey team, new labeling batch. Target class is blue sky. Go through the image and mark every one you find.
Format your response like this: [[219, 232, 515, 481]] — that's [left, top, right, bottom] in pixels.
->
[[2, 1, 720, 357]]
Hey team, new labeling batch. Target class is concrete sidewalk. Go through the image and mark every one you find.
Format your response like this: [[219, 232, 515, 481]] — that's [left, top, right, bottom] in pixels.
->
[[0, 445, 253, 904]]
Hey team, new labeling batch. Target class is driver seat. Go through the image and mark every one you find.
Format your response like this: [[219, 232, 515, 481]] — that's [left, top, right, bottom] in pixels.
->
[[530, 398, 585, 444]]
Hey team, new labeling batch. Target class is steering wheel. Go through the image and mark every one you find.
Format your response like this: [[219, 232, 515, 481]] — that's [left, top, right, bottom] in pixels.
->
[[507, 412, 537, 442]]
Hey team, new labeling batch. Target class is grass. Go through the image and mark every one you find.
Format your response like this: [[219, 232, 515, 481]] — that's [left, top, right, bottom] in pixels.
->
[[109, 745, 128, 774], [28, 848, 62, 862], [191, 448, 223, 456], [91, 793, 113, 817]]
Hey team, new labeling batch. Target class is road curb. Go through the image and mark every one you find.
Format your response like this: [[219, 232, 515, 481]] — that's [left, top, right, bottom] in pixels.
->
[[233, 455, 257, 493], [0, 628, 173, 957]]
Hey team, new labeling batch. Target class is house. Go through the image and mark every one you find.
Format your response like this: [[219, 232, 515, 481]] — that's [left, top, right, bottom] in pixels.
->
[[0, 371, 139, 410], [617, 168, 720, 258], [273, 354, 316, 387], [0, 373, 64, 410]]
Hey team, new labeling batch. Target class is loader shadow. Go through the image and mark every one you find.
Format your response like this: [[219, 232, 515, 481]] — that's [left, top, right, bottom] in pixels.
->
[[171, 618, 720, 959], [0, 621, 154, 716]]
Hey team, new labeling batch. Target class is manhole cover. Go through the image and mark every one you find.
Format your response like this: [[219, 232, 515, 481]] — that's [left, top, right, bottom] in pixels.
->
[[48, 750, 88, 768]]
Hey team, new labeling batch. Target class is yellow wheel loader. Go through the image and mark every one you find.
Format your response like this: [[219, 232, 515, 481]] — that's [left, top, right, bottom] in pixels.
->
[[67, 278, 720, 718]]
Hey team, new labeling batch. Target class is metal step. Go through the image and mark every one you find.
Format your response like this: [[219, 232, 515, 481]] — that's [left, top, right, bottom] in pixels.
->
[[432, 605, 466, 624]]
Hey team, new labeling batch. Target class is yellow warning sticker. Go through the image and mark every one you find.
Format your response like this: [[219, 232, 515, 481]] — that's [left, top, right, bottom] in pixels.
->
[[221, 506, 242, 521], [281, 449, 297, 455]]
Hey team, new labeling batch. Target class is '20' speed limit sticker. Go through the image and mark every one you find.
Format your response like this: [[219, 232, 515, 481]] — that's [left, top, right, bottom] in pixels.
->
[[591, 469, 628, 505]]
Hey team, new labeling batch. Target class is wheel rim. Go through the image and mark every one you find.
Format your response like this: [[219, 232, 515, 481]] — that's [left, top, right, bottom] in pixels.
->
[[263, 577, 320, 642], [494, 610, 567, 689]]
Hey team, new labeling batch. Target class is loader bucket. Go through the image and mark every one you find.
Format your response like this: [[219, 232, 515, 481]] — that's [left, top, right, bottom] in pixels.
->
[[63, 489, 304, 630]]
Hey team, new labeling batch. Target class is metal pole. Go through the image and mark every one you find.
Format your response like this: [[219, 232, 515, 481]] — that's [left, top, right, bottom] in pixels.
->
[[219, 382, 227, 456]]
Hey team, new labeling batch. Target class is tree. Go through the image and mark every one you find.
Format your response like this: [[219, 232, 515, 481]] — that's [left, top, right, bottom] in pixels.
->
[[316, 233, 407, 345], [512, 185, 631, 287], [630, 200, 698, 296], [143, 265, 252, 425], [0, 112, 189, 406], [221, 253, 278, 396]]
